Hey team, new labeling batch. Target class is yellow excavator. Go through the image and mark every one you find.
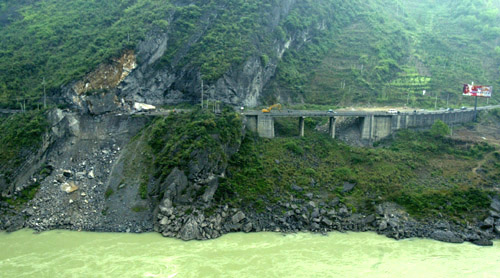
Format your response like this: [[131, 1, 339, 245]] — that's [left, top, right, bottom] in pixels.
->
[[262, 103, 282, 113]]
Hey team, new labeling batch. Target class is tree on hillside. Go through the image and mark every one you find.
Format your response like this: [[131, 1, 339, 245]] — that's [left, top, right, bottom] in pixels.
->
[[429, 120, 450, 137]]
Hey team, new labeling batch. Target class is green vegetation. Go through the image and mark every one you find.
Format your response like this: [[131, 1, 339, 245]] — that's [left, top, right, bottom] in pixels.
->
[[218, 124, 497, 221], [0, 111, 48, 185], [139, 180, 148, 200], [147, 108, 242, 182], [0, 182, 41, 209], [131, 205, 148, 212], [0, 0, 175, 108], [1, 0, 498, 109], [104, 188, 114, 199], [429, 120, 451, 137], [267, 0, 500, 108], [119, 108, 242, 201]]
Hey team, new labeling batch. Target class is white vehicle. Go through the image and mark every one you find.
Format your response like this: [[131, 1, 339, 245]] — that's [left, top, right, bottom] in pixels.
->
[[387, 109, 398, 114]]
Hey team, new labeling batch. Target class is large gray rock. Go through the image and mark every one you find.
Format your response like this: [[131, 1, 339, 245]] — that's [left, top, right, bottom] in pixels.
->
[[179, 216, 202, 241], [491, 197, 500, 213], [342, 182, 356, 193], [201, 176, 219, 203], [472, 239, 493, 246], [430, 230, 464, 243], [83, 92, 121, 115], [364, 214, 376, 225], [329, 197, 340, 207], [232, 211, 246, 224], [162, 167, 188, 203]]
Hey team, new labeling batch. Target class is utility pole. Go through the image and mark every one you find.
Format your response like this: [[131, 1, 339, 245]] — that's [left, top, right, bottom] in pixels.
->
[[446, 93, 449, 108]]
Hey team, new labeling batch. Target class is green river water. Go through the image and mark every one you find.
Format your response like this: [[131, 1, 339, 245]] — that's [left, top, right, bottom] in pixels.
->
[[0, 230, 499, 278]]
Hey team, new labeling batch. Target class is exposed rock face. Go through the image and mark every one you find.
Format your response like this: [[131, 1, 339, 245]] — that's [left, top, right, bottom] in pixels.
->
[[72, 50, 137, 96], [0, 109, 153, 233], [155, 123, 244, 240], [62, 51, 137, 114], [118, 35, 282, 108], [430, 230, 464, 244], [55, 0, 304, 111]]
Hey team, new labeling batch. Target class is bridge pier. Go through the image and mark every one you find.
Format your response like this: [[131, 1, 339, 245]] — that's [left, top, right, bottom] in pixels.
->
[[299, 117, 305, 137], [328, 117, 336, 138], [246, 115, 258, 133], [360, 115, 374, 142], [257, 115, 275, 138]]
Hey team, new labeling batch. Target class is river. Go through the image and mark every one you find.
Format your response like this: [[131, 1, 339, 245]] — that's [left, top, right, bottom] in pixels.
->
[[0, 230, 498, 277]]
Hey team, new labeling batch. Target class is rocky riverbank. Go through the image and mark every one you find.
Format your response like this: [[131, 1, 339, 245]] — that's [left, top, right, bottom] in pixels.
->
[[153, 193, 500, 246], [1, 109, 500, 247], [2, 189, 499, 246]]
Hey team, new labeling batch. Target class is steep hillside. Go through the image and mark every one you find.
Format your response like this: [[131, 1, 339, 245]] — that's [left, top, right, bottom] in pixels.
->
[[0, 0, 499, 110], [269, 0, 500, 107]]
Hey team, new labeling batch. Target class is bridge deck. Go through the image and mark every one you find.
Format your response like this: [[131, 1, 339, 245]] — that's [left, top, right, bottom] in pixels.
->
[[241, 109, 474, 117]]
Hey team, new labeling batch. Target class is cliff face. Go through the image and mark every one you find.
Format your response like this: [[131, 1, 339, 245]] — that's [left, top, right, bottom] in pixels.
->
[[2, 1, 499, 110], [61, 51, 137, 114], [59, 0, 336, 112], [0, 109, 154, 232], [117, 0, 297, 108]]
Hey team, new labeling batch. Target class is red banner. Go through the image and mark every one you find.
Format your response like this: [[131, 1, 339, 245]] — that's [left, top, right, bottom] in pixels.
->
[[463, 84, 492, 98]]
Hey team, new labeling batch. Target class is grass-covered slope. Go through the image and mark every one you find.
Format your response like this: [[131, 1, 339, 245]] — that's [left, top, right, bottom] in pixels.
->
[[269, 0, 500, 107], [0, 0, 499, 109], [0, 111, 48, 201], [0, 0, 291, 108], [217, 118, 499, 222]]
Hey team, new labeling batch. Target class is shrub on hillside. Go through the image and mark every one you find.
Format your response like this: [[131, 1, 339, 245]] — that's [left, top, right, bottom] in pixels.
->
[[429, 120, 450, 137]]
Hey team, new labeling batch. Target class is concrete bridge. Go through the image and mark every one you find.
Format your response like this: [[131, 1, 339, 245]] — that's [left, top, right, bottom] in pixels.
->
[[242, 108, 489, 143]]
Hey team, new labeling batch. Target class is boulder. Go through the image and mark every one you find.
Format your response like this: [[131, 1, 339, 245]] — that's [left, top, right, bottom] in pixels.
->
[[430, 230, 464, 243], [179, 216, 202, 240], [232, 211, 246, 224], [480, 217, 494, 230], [364, 214, 376, 225], [378, 221, 388, 231], [311, 208, 319, 219], [322, 218, 333, 226], [162, 167, 188, 203], [491, 197, 500, 213], [329, 197, 340, 207], [201, 177, 219, 203], [159, 217, 169, 226], [243, 222, 253, 233], [60, 181, 78, 193], [472, 239, 493, 246], [62, 170, 73, 178], [434, 221, 450, 230], [342, 182, 356, 193]]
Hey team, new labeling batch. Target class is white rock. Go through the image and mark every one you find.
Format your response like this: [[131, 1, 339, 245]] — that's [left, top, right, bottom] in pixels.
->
[[60, 182, 79, 193]]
